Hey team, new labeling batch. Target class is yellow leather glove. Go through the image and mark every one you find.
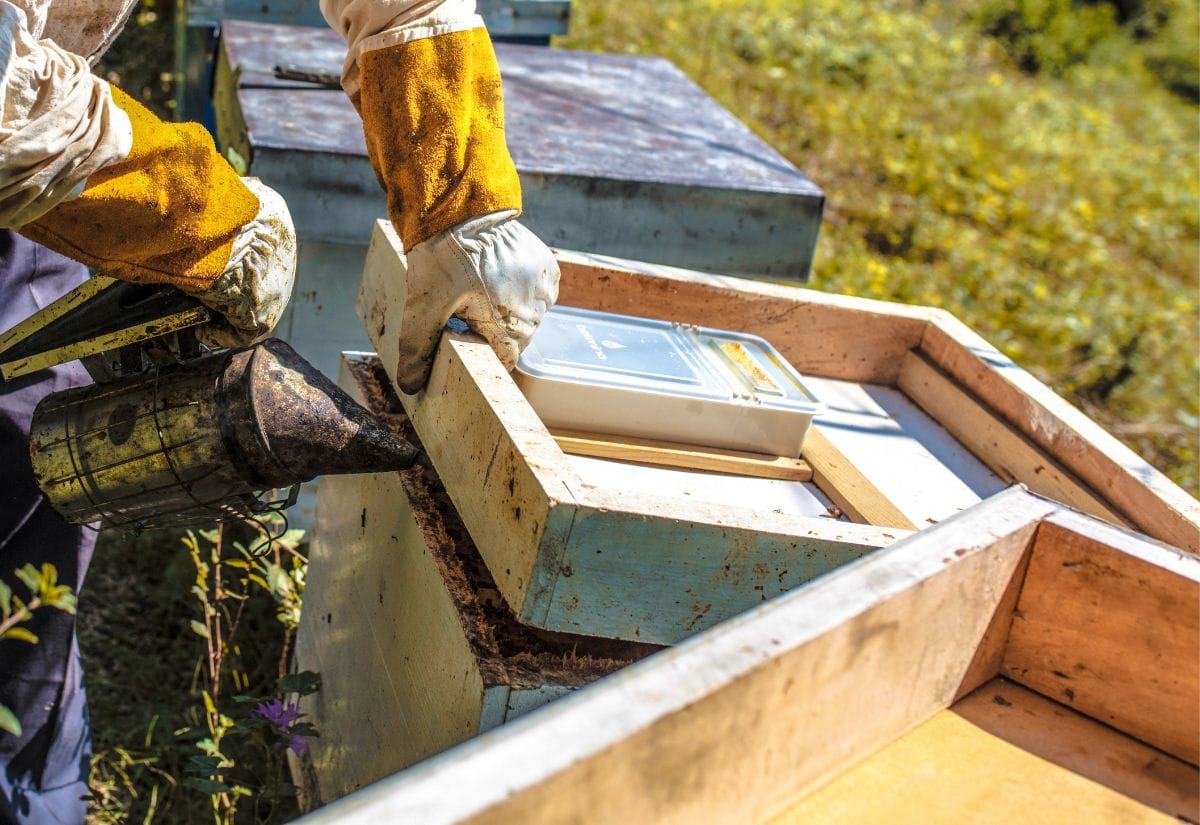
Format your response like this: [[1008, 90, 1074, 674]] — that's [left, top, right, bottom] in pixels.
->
[[20, 85, 297, 347], [357, 26, 559, 391]]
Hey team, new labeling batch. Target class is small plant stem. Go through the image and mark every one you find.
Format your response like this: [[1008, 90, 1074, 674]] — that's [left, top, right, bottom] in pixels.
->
[[0, 597, 41, 638]]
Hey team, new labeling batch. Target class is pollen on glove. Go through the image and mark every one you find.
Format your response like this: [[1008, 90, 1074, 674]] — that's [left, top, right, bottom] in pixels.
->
[[359, 27, 522, 250]]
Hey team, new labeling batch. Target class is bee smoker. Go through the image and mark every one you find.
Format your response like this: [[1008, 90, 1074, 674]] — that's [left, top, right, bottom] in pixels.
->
[[28, 338, 419, 529]]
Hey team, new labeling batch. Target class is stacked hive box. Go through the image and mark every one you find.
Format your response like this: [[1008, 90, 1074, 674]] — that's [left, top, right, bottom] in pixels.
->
[[291, 221, 1200, 807], [296, 488, 1200, 824]]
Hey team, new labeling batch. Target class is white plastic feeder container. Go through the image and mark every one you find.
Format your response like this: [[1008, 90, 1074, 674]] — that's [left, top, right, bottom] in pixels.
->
[[514, 306, 826, 457]]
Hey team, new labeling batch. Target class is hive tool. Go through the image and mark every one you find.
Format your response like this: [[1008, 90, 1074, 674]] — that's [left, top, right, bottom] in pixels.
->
[[0, 277, 419, 530]]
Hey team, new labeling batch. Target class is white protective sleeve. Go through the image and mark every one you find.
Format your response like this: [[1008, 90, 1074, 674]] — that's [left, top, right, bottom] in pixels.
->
[[319, 0, 482, 102], [0, 1, 131, 227]]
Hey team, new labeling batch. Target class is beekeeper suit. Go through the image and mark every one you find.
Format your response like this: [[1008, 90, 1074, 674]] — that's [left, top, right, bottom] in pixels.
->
[[0, 0, 557, 820]]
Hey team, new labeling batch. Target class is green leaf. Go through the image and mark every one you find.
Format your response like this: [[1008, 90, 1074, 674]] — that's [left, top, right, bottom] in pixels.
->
[[189, 620, 210, 640], [187, 755, 222, 776], [277, 528, 307, 550], [1, 627, 37, 645], [267, 565, 292, 599], [0, 579, 11, 619], [14, 564, 39, 595], [277, 671, 321, 696], [0, 703, 21, 735], [183, 777, 230, 795]]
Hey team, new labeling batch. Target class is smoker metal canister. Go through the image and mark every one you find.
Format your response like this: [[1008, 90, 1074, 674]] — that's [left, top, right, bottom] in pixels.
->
[[29, 347, 257, 527], [29, 339, 420, 528]]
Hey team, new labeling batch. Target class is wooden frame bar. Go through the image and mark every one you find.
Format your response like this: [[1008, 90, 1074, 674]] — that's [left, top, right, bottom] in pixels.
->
[[294, 490, 1199, 824]]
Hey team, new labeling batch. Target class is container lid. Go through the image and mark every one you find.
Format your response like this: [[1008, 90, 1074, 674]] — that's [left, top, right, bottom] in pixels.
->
[[517, 306, 825, 414]]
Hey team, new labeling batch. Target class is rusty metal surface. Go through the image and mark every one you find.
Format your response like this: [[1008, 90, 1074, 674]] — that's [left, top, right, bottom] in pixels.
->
[[226, 339, 420, 487], [221, 20, 818, 197]]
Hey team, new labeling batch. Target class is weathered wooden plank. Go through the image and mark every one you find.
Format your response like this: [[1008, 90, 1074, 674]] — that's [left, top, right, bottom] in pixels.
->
[[544, 486, 901, 640], [297, 470, 491, 802], [549, 428, 814, 482], [771, 679, 1195, 824], [898, 349, 1131, 527], [919, 313, 1200, 552], [358, 224, 578, 619], [1003, 510, 1200, 763], [554, 248, 935, 384], [292, 488, 1056, 825], [952, 680, 1197, 820], [803, 424, 919, 530]]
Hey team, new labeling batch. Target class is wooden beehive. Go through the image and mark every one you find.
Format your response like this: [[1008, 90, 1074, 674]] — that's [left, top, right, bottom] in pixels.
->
[[355, 221, 1199, 645], [293, 357, 659, 803], [293, 489, 1200, 824]]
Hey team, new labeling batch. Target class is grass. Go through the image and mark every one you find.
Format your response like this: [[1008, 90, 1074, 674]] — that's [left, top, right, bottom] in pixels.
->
[[559, 0, 1200, 494]]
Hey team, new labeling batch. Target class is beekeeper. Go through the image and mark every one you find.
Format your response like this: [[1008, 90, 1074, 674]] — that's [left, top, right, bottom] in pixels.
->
[[0, 0, 557, 820]]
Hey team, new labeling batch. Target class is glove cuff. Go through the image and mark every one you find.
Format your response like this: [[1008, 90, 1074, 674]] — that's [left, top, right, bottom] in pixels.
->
[[20, 85, 259, 292], [358, 27, 522, 251]]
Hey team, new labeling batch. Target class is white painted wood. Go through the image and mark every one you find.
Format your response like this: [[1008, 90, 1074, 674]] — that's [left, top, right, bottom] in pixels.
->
[[803, 374, 1006, 526], [919, 314, 1200, 551], [564, 454, 839, 520], [557, 245, 1199, 551]]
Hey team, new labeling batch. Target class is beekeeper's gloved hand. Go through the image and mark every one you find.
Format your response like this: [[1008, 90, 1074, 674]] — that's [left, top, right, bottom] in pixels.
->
[[13, 83, 297, 348], [397, 209, 557, 392], [188, 178, 297, 348], [321, 0, 560, 391]]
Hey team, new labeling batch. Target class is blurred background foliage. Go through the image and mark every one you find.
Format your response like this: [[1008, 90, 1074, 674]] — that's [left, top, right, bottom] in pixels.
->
[[99, 1, 1198, 486], [97, 0, 176, 118], [562, 0, 1199, 494]]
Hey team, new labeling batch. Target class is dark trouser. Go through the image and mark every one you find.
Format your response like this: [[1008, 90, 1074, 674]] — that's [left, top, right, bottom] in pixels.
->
[[0, 232, 95, 825]]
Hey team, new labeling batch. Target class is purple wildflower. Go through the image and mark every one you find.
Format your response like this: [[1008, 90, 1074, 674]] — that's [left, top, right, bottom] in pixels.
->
[[254, 699, 301, 730], [254, 699, 307, 752]]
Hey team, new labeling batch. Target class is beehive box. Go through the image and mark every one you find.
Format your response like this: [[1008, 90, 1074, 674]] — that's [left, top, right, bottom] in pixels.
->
[[356, 221, 1199, 645], [293, 489, 1200, 824], [293, 357, 660, 804]]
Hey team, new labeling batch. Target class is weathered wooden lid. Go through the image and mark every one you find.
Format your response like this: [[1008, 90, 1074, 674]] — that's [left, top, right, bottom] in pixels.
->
[[214, 20, 825, 278]]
